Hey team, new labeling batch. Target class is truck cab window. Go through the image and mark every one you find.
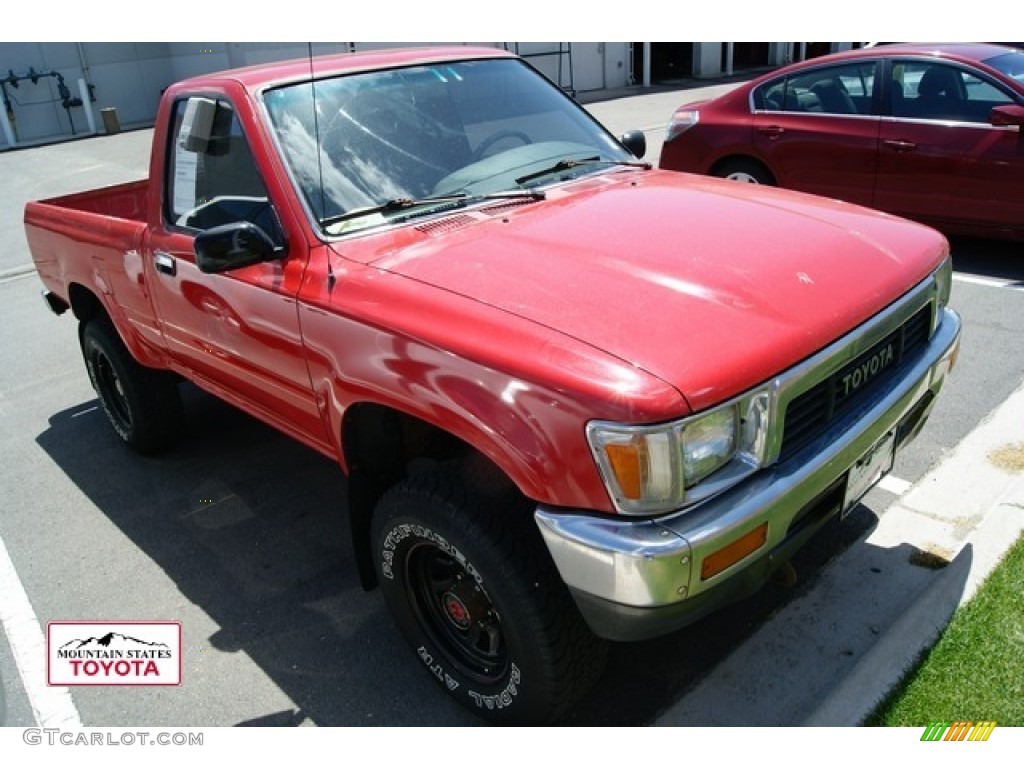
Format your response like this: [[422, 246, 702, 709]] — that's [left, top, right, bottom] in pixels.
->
[[166, 98, 283, 245]]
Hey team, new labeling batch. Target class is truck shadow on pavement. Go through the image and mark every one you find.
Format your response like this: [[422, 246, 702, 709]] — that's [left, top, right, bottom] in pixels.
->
[[35, 384, 953, 727]]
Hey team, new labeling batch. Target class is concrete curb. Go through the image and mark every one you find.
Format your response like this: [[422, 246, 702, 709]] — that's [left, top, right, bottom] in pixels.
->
[[805, 500, 1024, 725], [806, 384, 1024, 725], [655, 381, 1024, 727]]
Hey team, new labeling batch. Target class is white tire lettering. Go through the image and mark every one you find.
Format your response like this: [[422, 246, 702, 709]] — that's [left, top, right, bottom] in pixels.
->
[[416, 646, 460, 692], [467, 663, 521, 711], [381, 523, 486, 587]]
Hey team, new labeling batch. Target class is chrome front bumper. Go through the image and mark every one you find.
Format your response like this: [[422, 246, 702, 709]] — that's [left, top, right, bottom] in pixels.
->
[[535, 307, 961, 641]]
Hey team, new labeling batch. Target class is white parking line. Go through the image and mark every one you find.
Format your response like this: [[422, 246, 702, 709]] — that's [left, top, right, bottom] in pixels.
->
[[0, 535, 82, 727], [877, 474, 913, 496], [953, 273, 1024, 291]]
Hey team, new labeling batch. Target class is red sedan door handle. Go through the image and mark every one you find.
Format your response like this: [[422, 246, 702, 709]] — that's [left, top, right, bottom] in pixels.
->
[[883, 138, 917, 153], [757, 125, 785, 139]]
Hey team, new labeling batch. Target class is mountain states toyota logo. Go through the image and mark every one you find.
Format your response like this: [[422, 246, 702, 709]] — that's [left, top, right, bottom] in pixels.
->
[[47, 622, 182, 686]]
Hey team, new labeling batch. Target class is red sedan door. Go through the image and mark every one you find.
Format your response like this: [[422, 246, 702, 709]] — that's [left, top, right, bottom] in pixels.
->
[[875, 59, 1024, 237], [752, 60, 882, 207]]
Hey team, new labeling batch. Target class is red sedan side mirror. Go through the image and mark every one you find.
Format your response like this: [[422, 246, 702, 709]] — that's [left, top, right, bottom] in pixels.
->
[[989, 104, 1024, 127]]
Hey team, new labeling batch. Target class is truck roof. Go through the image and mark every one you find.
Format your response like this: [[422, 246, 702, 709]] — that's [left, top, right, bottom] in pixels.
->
[[174, 45, 515, 93]]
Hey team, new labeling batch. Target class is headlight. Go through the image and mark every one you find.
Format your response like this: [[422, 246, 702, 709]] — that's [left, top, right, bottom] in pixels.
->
[[680, 406, 736, 485], [588, 390, 770, 516]]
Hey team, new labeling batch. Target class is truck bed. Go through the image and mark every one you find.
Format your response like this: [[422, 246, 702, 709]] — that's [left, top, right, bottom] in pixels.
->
[[36, 179, 149, 220], [25, 179, 149, 291], [24, 179, 161, 364]]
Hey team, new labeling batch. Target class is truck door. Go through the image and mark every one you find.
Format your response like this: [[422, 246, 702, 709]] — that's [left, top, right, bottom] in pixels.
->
[[146, 95, 328, 449]]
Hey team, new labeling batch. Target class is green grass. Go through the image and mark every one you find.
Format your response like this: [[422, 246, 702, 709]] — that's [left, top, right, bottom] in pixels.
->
[[866, 532, 1024, 726]]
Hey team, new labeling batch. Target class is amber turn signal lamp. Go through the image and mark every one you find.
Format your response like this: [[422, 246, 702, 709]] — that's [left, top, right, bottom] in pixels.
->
[[701, 522, 769, 580]]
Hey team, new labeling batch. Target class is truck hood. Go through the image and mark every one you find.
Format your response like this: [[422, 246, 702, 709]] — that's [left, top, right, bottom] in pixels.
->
[[366, 170, 945, 412]]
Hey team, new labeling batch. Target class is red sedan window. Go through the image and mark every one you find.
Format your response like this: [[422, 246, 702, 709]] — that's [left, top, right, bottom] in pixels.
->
[[756, 62, 877, 116], [890, 61, 1016, 122]]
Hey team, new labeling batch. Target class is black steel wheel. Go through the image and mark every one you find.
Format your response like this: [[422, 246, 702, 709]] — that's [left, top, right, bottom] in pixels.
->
[[406, 539, 510, 685], [371, 468, 607, 724], [80, 318, 183, 454]]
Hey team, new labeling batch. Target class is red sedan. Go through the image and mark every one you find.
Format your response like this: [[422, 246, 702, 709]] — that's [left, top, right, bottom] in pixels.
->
[[659, 43, 1024, 241]]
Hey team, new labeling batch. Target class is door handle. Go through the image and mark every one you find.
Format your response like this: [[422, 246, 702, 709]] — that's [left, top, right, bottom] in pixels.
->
[[757, 125, 785, 139], [154, 251, 177, 276], [882, 139, 917, 153]]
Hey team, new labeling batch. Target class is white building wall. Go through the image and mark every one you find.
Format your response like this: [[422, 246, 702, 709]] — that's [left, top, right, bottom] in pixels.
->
[[0, 40, 638, 149], [0, 42, 94, 147], [3, 41, 849, 149], [694, 43, 723, 78]]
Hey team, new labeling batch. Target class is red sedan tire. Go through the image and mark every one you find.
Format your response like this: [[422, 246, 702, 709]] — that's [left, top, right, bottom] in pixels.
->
[[713, 158, 776, 185]]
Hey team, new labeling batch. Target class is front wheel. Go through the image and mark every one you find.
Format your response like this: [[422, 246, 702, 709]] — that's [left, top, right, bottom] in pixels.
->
[[371, 469, 607, 724]]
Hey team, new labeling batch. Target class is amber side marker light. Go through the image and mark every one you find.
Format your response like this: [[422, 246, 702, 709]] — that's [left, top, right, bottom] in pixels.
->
[[701, 522, 769, 580]]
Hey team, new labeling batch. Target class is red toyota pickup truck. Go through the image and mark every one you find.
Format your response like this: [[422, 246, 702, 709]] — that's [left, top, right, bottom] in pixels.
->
[[25, 47, 961, 724]]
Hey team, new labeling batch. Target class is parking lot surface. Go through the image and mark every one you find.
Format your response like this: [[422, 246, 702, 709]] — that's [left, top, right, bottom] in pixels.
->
[[2, 80, 1023, 728]]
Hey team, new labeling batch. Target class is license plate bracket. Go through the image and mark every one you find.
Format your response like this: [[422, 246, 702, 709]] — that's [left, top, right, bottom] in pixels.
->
[[842, 430, 896, 518]]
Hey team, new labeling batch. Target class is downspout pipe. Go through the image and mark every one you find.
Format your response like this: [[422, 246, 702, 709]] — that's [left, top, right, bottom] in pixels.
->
[[0, 84, 16, 148]]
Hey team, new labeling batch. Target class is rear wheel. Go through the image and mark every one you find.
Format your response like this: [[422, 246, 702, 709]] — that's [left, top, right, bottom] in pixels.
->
[[371, 468, 607, 724], [80, 318, 183, 454], [713, 158, 775, 185]]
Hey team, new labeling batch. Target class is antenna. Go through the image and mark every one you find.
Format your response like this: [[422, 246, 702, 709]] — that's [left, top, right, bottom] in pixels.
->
[[308, 42, 328, 224], [308, 43, 336, 293]]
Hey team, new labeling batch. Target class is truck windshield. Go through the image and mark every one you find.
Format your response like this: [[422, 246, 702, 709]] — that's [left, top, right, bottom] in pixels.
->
[[262, 57, 634, 234]]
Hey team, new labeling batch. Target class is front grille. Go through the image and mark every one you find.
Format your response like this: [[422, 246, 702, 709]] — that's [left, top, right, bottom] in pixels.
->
[[780, 303, 932, 460]]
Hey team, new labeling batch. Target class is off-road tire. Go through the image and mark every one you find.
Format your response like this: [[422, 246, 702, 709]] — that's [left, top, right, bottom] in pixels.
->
[[80, 318, 183, 454], [371, 468, 608, 724]]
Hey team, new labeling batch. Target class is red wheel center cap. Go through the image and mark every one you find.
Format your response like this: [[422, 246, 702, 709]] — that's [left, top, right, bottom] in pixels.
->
[[443, 591, 471, 630]]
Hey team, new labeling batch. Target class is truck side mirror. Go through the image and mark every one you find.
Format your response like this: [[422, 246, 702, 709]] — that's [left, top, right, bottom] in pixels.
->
[[620, 130, 647, 159], [194, 221, 280, 273]]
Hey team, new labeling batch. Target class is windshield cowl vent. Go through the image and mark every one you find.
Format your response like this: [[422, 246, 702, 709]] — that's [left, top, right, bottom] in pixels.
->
[[414, 214, 478, 237], [479, 199, 536, 216]]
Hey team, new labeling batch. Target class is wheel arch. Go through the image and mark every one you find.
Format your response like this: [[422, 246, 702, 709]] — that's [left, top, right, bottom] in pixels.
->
[[708, 154, 778, 185], [341, 401, 526, 592], [67, 282, 165, 369], [68, 282, 107, 325]]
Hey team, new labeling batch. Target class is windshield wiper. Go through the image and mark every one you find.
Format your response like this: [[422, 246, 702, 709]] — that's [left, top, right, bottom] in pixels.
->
[[322, 189, 546, 229], [322, 194, 468, 228], [515, 157, 651, 186]]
